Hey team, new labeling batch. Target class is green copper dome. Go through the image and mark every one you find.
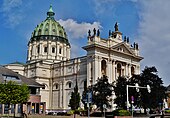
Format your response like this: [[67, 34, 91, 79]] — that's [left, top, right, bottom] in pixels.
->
[[30, 5, 69, 45]]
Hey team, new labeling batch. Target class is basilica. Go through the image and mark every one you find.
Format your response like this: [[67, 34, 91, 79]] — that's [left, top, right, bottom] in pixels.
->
[[4, 5, 143, 112]]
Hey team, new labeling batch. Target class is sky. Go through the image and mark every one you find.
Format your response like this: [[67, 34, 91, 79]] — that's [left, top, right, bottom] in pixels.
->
[[0, 0, 170, 85]]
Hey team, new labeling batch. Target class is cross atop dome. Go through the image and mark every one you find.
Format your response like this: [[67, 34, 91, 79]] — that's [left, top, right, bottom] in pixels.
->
[[47, 5, 55, 19]]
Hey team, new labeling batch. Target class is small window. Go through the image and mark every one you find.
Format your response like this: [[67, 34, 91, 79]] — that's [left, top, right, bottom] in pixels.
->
[[59, 47, 62, 54], [44, 46, 47, 53], [56, 84, 58, 89], [69, 83, 71, 88], [37, 46, 40, 53], [52, 47, 55, 53]]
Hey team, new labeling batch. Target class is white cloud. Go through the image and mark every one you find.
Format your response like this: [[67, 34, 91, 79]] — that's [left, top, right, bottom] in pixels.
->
[[92, 0, 138, 15], [2, 0, 22, 12], [1, 0, 24, 28], [58, 19, 102, 58], [136, 0, 170, 85], [92, 0, 117, 15], [58, 19, 102, 39]]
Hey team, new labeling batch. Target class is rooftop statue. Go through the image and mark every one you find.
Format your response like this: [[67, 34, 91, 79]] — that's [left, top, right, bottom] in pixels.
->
[[114, 22, 119, 31]]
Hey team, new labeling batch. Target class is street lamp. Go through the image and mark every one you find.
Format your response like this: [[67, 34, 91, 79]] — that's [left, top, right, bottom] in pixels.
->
[[126, 84, 151, 110]]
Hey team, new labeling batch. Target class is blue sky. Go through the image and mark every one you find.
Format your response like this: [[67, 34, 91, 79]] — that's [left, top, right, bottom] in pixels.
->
[[0, 0, 170, 85]]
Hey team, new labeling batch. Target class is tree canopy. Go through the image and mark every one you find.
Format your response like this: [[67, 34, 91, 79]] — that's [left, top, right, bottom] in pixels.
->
[[113, 76, 128, 109], [68, 79, 80, 111], [0, 81, 30, 104], [82, 75, 113, 112], [113, 66, 166, 110]]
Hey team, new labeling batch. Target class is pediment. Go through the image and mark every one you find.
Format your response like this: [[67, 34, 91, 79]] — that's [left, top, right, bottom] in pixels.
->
[[112, 42, 134, 56]]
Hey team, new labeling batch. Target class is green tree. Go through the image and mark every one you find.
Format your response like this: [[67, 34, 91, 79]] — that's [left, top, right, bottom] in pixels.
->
[[113, 76, 128, 109], [69, 79, 80, 112], [113, 66, 166, 112], [138, 66, 166, 110], [92, 75, 113, 113], [0, 81, 30, 117]]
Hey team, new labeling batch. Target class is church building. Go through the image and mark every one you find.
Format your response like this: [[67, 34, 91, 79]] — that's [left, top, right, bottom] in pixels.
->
[[4, 5, 143, 112]]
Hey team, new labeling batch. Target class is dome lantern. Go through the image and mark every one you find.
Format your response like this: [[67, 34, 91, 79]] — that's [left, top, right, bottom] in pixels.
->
[[47, 5, 55, 20]]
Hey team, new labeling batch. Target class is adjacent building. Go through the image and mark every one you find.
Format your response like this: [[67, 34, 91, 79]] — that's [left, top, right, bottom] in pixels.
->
[[0, 66, 45, 115], [4, 5, 143, 112]]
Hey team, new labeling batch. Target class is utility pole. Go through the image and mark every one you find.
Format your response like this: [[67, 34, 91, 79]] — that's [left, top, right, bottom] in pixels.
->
[[126, 84, 151, 117]]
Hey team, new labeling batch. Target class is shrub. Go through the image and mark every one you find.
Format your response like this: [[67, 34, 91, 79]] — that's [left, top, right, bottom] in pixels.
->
[[165, 110, 170, 113], [67, 110, 74, 115], [113, 109, 131, 116]]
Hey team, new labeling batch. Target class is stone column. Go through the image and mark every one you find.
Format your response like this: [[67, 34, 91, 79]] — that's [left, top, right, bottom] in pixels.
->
[[128, 64, 131, 77], [87, 57, 91, 86], [40, 41, 43, 58], [107, 59, 112, 83], [98, 57, 102, 78], [112, 61, 116, 82], [59, 82, 62, 108], [93, 56, 98, 84], [32, 42, 36, 59], [27, 43, 32, 61], [125, 63, 128, 77], [47, 40, 51, 59], [63, 44, 66, 61], [115, 63, 117, 80], [49, 78, 53, 109], [62, 79, 66, 109]]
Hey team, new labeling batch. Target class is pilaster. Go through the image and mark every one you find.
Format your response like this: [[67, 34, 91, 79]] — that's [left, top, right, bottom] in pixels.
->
[[112, 60, 116, 81], [107, 59, 112, 83]]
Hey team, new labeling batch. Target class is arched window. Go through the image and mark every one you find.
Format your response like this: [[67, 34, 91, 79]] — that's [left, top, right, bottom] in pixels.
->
[[55, 83, 59, 89], [69, 82, 71, 88], [44, 45, 47, 53], [101, 60, 106, 75], [117, 63, 121, 77], [37, 45, 40, 53], [66, 81, 72, 89], [52, 47, 55, 53], [131, 66, 135, 75], [59, 47, 62, 54]]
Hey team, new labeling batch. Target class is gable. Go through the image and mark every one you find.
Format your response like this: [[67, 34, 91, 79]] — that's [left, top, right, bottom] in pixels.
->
[[112, 42, 134, 56]]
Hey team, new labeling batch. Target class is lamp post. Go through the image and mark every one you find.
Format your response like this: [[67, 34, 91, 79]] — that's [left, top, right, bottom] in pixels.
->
[[126, 84, 151, 110]]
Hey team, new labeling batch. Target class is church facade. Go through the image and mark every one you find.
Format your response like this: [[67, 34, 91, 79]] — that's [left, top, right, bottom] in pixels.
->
[[5, 6, 143, 112]]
